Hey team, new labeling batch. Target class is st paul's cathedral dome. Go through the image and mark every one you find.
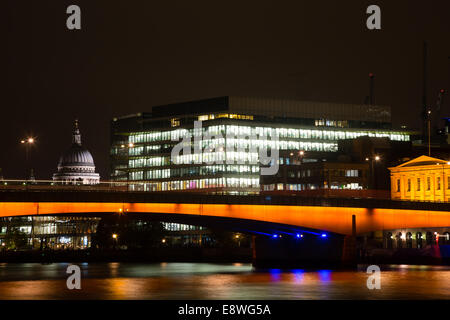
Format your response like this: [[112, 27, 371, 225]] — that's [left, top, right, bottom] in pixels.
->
[[53, 120, 100, 184]]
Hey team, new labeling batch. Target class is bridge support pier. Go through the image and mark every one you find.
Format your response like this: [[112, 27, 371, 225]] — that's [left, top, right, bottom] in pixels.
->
[[252, 233, 350, 269], [341, 214, 358, 268]]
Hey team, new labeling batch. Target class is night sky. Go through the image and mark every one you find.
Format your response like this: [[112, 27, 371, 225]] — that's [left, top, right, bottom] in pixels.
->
[[3, 0, 450, 180]]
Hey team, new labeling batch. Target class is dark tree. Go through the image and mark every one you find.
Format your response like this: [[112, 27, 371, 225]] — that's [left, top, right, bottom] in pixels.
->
[[5, 228, 28, 250], [91, 216, 166, 249]]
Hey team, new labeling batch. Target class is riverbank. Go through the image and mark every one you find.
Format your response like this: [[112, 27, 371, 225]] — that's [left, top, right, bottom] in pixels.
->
[[0, 247, 253, 263], [362, 245, 450, 266], [1, 246, 449, 267]]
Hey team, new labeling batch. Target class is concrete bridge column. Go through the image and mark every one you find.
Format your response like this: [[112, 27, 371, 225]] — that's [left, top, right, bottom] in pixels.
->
[[342, 215, 357, 268], [251, 233, 347, 269], [251, 216, 359, 269]]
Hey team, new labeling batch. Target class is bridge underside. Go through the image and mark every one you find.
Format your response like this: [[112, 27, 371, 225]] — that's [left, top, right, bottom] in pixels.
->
[[0, 201, 449, 235]]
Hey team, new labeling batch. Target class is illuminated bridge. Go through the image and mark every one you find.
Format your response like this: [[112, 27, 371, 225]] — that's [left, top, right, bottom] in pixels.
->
[[0, 187, 449, 235], [1, 182, 449, 266]]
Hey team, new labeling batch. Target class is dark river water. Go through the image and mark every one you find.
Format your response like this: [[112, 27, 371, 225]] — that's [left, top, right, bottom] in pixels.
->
[[0, 262, 449, 299]]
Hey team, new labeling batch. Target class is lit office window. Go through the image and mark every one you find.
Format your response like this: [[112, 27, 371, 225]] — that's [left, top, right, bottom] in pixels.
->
[[171, 118, 180, 127]]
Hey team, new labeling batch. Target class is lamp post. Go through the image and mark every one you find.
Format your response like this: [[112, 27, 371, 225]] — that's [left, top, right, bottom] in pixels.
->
[[120, 142, 134, 191], [366, 155, 381, 190], [235, 234, 241, 247], [20, 137, 35, 180], [299, 150, 305, 163], [112, 233, 118, 249]]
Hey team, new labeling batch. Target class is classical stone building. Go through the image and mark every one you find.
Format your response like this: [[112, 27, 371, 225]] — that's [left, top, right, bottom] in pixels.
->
[[389, 155, 450, 202], [53, 120, 100, 185]]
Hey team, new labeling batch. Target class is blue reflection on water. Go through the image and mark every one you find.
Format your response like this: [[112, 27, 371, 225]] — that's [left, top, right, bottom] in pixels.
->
[[292, 269, 305, 283], [269, 268, 281, 281], [318, 270, 331, 282]]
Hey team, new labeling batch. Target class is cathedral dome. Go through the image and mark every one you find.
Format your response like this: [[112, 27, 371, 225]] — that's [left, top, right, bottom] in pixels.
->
[[58, 144, 95, 168], [53, 120, 100, 185]]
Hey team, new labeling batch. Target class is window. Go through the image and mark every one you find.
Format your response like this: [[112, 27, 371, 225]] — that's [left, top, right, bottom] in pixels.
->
[[396, 179, 400, 192], [427, 176, 431, 191], [170, 118, 180, 127], [417, 178, 421, 191], [437, 177, 441, 190], [198, 115, 210, 121], [407, 179, 411, 192], [345, 170, 358, 177], [448, 176, 450, 190]]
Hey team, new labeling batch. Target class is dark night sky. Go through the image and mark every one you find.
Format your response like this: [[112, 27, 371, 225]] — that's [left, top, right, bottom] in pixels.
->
[[3, 0, 450, 180]]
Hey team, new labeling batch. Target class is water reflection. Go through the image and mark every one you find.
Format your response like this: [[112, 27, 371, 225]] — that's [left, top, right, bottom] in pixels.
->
[[0, 263, 449, 300], [318, 270, 332, 282], [291, 270, 305, 284], [269, 269, 281, 282]]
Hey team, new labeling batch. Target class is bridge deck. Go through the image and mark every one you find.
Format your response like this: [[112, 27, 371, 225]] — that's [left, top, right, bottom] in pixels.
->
[[0, 189, 449, 211], [0, 190, 449, 235]]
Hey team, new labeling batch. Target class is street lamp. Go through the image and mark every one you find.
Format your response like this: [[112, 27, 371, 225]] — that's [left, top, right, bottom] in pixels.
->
[[427, 109, 432, 156], [235, 234, 241, 247], [112, 233, 118, 249], [20, 137, 35, 180], [298, 150, 305, 164], [366, 155, 381, 190], [120, 142, 135, 190]]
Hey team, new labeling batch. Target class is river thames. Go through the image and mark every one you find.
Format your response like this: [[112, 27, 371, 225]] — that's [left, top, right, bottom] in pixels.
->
[[0, 262, 449, 299]]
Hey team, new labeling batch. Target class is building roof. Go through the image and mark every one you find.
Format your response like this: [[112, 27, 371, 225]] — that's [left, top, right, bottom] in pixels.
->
[[58, 144, 95, 167], [391, 155, 449, 169], [126, 96, 392, 124]]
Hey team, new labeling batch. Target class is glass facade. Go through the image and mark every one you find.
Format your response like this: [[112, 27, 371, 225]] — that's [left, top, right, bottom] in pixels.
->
[[0, 216, 100, 250], [0, 217, 211, 249], [111, 117, 411, 193]]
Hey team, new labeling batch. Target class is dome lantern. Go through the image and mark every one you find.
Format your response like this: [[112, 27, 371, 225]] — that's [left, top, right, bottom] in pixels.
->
[[72, 119, 82, 145]]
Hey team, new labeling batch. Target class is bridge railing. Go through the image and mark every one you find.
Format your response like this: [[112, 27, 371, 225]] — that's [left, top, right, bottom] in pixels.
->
[[0, 180, 449, 208], [0, 179, 132, 192]]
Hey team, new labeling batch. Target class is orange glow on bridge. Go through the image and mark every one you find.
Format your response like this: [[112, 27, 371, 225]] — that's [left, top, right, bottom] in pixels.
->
[[0, 202, 448, 235]]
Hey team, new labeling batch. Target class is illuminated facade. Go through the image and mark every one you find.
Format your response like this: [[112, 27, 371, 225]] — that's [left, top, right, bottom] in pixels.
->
[[389, 155, 450, 202], [261, 151, 370, 191], [0, 217, 211, 249], [110, 97, 411, 193], [0, 216, 100, 250]]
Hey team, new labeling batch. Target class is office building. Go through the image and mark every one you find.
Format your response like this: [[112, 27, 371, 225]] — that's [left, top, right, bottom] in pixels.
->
[[110, 96, 412, 193]]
